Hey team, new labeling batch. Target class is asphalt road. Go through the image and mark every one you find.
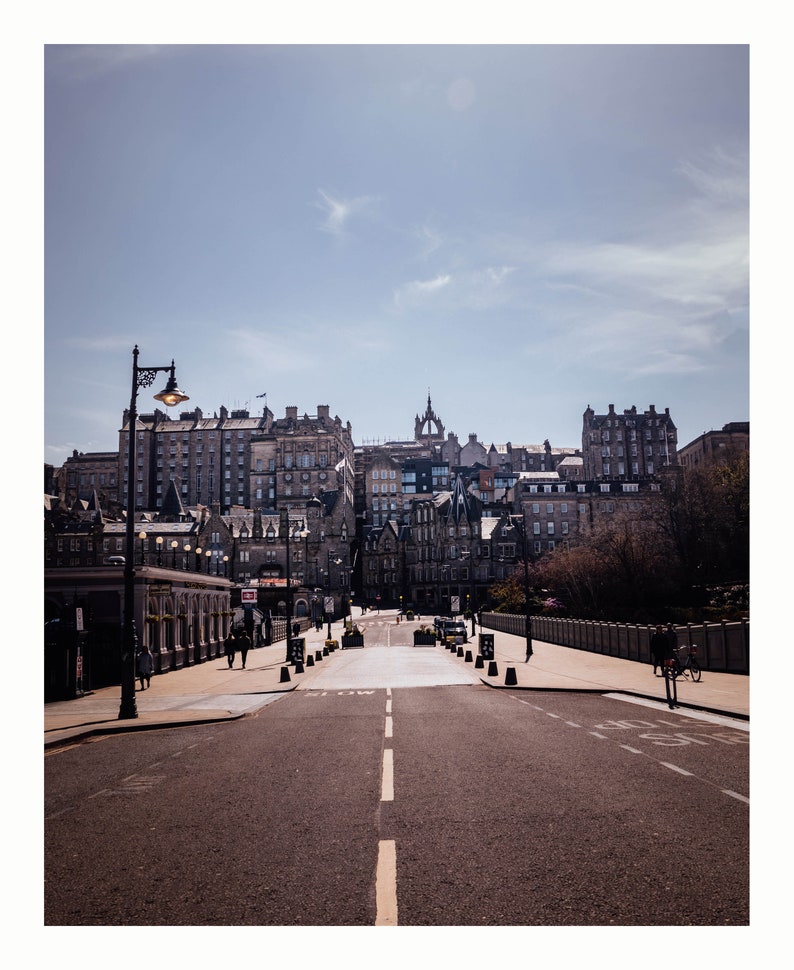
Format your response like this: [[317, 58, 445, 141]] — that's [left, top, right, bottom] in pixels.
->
[[44, 615, 748, 926]]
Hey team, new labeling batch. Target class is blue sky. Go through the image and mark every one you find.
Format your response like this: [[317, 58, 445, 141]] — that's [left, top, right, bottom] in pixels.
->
[[43, 41, 749, 464]]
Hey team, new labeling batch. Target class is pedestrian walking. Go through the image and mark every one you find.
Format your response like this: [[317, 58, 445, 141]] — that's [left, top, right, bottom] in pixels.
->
[[292, 621, 300, 639], [650, 624, 668, 676], [224, 629, 237, 669], [665, 623, 678, 660], [237, 629, 252, 669], [137, 644, 153, 690]]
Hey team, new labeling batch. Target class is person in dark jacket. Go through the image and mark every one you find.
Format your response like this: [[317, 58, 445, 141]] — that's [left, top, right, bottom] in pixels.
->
[[137, 644, 153, 690], [224, 630, 237, 669], [237, 629, 252, 669], [650, 625, 668, 676]]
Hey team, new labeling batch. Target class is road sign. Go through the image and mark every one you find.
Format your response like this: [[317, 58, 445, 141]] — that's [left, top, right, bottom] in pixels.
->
[[324, 596, 334, 614], [451, 596, 460, 613], [241, 588, 257, 604]]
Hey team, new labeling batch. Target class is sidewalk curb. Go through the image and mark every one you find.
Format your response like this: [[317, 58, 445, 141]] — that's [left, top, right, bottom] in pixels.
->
[[478, 677, 749, 721]]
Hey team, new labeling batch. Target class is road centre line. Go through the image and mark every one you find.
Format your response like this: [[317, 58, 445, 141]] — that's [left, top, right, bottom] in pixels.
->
[[722, 789, 750, 804], [660, 762, 694, 776], [385, 716, 393, 738], [375, 839, 398, 926], [620, 745, 644, 754], [381, 748, 394, 801]]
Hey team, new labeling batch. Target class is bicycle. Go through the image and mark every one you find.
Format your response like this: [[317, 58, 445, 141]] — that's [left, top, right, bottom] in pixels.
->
[[667, 643, 702, 682]]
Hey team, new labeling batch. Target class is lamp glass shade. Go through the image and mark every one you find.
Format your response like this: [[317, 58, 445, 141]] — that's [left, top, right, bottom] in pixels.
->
[[154, 375, 189, 408]]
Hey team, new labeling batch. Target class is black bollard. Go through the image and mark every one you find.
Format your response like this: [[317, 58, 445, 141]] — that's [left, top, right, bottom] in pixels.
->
[[279, 666, 291, 683], [294, 661, 304, 674], [475, 655, 484, 668], [505, 666, 517, 686], [306, 655, 315, 667], [464, 650, 473, 663], [315, 650, 323, 662], [487, 660, 498, 677]]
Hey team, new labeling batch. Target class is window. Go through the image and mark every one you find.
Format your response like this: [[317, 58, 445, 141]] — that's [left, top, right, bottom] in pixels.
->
[[547, 522, 554, 535]]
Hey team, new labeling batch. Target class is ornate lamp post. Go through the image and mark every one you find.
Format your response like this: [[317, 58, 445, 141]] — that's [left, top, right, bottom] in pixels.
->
[[511, 509, 534, 661], [279, 513, 309, 661], [326, 549, 341, 639], [120, 346, 188, 720], [170, 540, 178, 568], [156, 535, 163, 566], [138, 530, 147, 565], [182, 543, 191, 570]]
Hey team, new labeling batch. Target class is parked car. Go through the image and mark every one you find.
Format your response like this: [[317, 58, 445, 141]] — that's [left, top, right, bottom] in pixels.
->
[[434, 616, 450, 639], [441, 619, 468, 644]]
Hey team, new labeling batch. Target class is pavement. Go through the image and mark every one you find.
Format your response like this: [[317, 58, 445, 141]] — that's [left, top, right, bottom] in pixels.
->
[[44, 612, 749, 749]]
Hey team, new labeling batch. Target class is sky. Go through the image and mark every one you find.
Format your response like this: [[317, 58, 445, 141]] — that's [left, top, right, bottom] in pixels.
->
[[42, 39, 750, 465]]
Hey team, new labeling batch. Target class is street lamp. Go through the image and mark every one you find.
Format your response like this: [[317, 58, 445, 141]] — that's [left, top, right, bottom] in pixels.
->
[[280, 513, 309, 661], [182, 543, 191, 570], [195, 546, 202, 571], [120, 346, 188, 720], [156, 535, 163, 566], [511, 510, 534, 662], [327, 549, 341, 639], [138, 530, 147, 565], [170, 540, 178, 568]]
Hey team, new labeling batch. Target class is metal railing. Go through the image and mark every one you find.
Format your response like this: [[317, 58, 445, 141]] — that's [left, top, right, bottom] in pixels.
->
[[480, 613, 749, 673]]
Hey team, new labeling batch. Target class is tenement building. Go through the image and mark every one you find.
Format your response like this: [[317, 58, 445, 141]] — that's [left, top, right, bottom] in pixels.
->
[[119, 402, 354, 515], [581, 404, 678, 480]]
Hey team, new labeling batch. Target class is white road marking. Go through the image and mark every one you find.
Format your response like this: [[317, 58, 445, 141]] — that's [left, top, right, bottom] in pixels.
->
[[375, 839, 398, 926], [620, 745, 644, 754], [385, 716, 393, 738], [722, 789, 750, 804], [381, 749, 394, 801], [660, 762, 694, 776]]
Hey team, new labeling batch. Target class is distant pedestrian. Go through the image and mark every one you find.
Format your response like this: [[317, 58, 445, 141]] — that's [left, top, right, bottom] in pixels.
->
[[264, 616, 273, 645], [224, 630, 237, 669], [665, 623, 678, 660], [137, 644, 153, 690], [650, 625, 668, 676], [471, 613, 477, 637], [292, 621, 300, 639], [238, 629, 252, 669]]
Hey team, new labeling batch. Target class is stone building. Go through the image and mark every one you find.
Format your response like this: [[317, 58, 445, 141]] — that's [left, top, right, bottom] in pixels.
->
[[676, 422, 749, 472], [118, 402, 354, 517], [582, 404, 678, 480]]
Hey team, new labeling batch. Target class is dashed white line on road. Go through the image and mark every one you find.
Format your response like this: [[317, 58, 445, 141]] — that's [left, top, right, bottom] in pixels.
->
[[381, 748, 394, 801], [385, 716, 393, 738], [660, 762, 694, 776], [375, 839, 398, 926], [722, 789, 750, 804], [589, 732, 609, 740], [620, 745, 644, 754]]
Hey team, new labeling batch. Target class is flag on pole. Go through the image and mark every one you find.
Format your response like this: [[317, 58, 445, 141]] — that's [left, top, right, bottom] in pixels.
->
[[335, 457, 346, 472], [256, 391, 267, 398]]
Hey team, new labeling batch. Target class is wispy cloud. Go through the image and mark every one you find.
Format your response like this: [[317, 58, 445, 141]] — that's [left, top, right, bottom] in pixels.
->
[[393, 273, 451, 308], [45, 45, 168, 81], [315, 189, 377, 236]]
